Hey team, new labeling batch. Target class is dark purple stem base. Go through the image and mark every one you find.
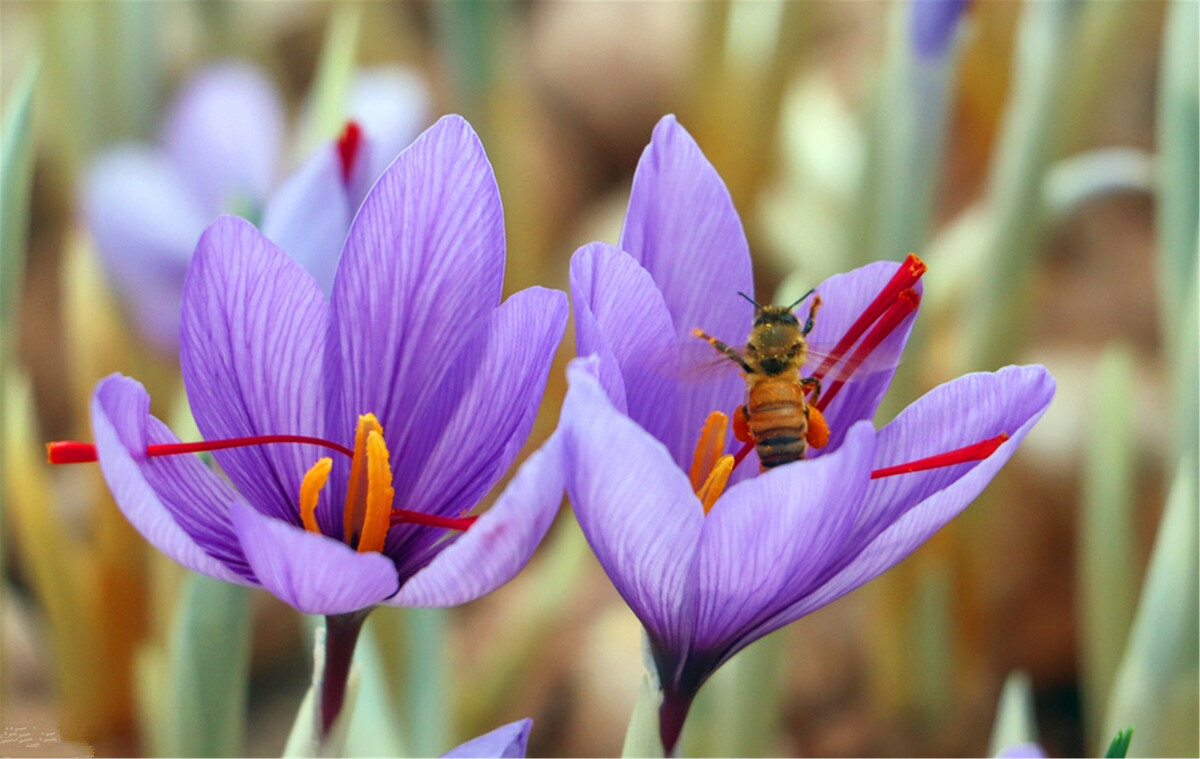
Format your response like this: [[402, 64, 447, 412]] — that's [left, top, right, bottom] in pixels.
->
[[659, 688, 695, 757], [319, 611, 369, 737]]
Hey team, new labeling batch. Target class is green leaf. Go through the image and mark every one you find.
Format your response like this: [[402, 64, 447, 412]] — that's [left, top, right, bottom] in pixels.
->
[[622, 674, 665, 759], [1079, 346, 1138, 746], [988, 671, 1039, 757], [1, 58, 38, 361], [1103, 461, 1199, 757], [343, 617, 407, 758], [1103, 727, 1134, 759], [298, 4, 362, 157], [166, 574, 252, 757]]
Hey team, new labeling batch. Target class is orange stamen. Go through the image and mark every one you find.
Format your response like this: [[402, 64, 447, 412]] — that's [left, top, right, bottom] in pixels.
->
[[357, 430, 394, 553], [299, 458, 332, 534], [871, 433, 1009, 479], [689, 411, 728, 492], [344, 414, 384, 544], [697, 454, 734, 514]]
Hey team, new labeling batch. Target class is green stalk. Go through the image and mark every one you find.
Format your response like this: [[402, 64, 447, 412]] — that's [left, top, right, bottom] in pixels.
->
[[1078, 346, 1138, 749], [963, 1, 1080, 369], [988, 671, 1039, 756], [403, 608, 450, 757]]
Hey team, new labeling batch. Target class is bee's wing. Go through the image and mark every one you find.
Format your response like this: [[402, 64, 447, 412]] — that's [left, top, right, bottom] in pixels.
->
[[802, 339, 900, 382], [676, 337, 746, 382]]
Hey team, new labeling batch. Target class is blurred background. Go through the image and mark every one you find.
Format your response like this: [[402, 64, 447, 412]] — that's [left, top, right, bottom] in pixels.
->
[[1, 1, 1196, 757]]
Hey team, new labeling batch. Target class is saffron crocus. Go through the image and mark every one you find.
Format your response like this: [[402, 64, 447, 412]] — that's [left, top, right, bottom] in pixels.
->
[[911, 0, 971, 60], [82, 60, 428, 349], [441, 719, 533, 759], [563, 116, 1055, 752], [56, 115, 566, 734]]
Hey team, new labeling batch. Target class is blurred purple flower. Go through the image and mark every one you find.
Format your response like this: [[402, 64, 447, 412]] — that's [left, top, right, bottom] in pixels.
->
[[441, 719, 533, 758], [563, 115, 1055, 752], [82, 60, 429, 349], [80, 116, 566, 729], [997, 742, 1049, 759], [911, 0, 971, 59]]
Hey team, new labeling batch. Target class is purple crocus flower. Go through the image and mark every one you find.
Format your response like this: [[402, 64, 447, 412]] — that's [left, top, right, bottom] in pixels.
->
[[563, 115, 1055, 752], [59, 115, 566, 734], [441, 719, 533, 759], [82, 60, 428, 349]]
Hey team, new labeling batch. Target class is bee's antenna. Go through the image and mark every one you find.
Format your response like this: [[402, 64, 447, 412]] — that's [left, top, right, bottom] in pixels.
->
[[787, 287, 817, 311], [737, 291, 764, 309]]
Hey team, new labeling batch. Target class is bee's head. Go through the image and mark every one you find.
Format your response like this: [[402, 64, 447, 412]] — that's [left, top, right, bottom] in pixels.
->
[[739, 293, 807, 375]]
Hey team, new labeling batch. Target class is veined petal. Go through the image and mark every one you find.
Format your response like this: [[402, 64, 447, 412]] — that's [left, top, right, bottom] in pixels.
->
[[91, 375, 252, 583], [329, 115, 505, 462], [229, 502, 397, 615], [348, 66, 430, 207], [81, 145, 209, 349], [761, 366, 1055, 627], [390, 434, 564, 607], [181, 216, 330, 526], [164, 61, 283, 212], [801, 261, 923, 455], [397, 287, 566, 521], [692, 422, 875, 660], [621, 117, 753, 465], [570, 243, 681, 460], [260, 144, 351, 296], [439, 719, 533, 759], [561, 359, 702, 664]]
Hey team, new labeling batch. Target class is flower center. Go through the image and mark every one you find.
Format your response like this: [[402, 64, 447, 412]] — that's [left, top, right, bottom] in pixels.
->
[[689, 411, 735, 514]]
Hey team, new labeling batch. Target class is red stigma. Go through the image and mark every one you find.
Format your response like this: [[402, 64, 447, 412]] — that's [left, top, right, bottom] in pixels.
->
[[390, 509, 477, 532], [47, 441, 99, 464], [816, 288, 920, 413], [870, 433, 1009, 479], [47, 434, 355, 464], [336, 120, 363, 185]]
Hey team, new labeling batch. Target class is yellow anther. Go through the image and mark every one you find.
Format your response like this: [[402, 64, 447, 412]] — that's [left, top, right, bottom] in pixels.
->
[[344, 413, 385, 543], [806, 405, 830, 449], [299, 457, 332, 534], [357, 430, 395, 554], [689, 411, 728, 492], [697, 454, 734, 515]]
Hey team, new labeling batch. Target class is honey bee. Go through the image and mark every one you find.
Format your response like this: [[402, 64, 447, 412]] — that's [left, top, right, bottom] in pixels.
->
[[692, 289, 829, 470]]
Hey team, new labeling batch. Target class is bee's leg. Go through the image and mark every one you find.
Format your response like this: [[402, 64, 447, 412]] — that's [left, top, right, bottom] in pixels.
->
[[691, 328, 751, 372], [801, 294, 822, 336], [800, 376, 821, 404]]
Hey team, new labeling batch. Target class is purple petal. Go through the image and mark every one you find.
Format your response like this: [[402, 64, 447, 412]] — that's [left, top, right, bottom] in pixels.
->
[[390, 435, 564, 607], [570, 242, 680, 458], [328, 115, 504, 462], [692, 422, 876, 657], [164, 62, 283, 212], [91, 374, 252, 583], [560, 359, 702, 661], [911, 0, 970, 60], [81, 146, 209, 349], [398, 287, 567, 519], [260, 144, 351, 296], [440, 719, 532, 759], [347, 66, 430, 206], [801, 261, 923, 455], [620, 116, 753, 466], [229, 502, 398, 615], [767, 365, 1055, 624], [180, 216, 331, 527], [996, 742, 1048, 759]]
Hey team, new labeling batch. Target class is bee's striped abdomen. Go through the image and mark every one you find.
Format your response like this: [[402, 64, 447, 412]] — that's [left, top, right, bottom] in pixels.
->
[[746, 378, 809, 469]]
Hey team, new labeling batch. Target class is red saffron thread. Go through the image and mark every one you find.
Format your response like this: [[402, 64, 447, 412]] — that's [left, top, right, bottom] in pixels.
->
[[870, 433, 1009, 479], [390, 509, 477, 532], [47, 434, 355, 464], [813, 254, 926, 381], [816, 289, 920, 413], [336, 120, 363, 184]]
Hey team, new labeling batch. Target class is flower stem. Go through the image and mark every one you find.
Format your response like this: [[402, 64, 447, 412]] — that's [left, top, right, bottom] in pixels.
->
[[320, 611, 369, 737], [658, 688, 694, 758]]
